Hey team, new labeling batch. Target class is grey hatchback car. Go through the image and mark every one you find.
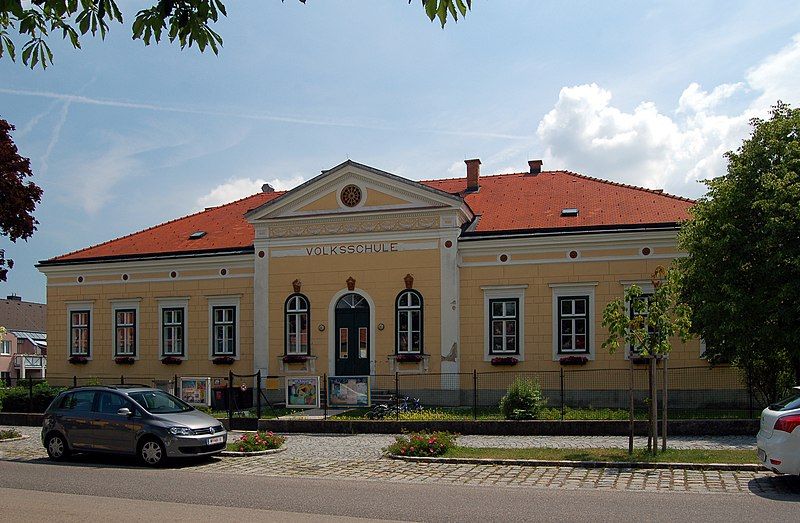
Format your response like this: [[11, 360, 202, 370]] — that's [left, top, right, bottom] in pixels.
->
[[42, 385, 227, 466]]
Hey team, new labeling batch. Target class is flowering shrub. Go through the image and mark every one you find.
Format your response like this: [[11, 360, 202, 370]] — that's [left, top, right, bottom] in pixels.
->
[[558, 355, 588, 365], [212, 356, 235, 365], [395, 353, 423, 363], [160, 356, 182, 365], [68, 355, 88, 364], [114, 356, 135, 365], [385, 431, 456, 457], [282, 354, 309, 363], [490, 356, 518, 366], [231, 431, 285, 452]]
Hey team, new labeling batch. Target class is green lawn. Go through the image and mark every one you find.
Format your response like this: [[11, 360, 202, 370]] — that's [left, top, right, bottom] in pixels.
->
[[442, 446, 759, 464]]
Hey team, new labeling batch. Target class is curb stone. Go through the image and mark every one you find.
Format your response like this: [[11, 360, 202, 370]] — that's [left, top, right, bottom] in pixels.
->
[[386, 454, 766, 472], [0, 435, 29, 443], [221, 446, 287, 457]]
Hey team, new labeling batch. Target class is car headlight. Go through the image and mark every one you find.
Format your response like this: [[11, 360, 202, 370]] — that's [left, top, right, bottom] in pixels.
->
[[168, 426, 192, 436]]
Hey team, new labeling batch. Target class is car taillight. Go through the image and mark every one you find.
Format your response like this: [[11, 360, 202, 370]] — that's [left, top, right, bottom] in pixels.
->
[[774, 414, 800, 433]]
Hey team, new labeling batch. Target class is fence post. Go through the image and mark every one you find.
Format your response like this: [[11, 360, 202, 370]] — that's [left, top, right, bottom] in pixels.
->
[[73, 375, 77, 388], [395, 372, 400, 421], [256, 370, 262, 420], [560, 367, 565, 421], [472, 369, 477, 421], [747, 370, 754, 419], [323, 373, 327, 420], [173, 374, 179, 396], [28, 378, 33, 412], [120, 375, 125, 385], [228, 370, 233, 427], [629, 356, 634, 455], [662, 357, 668, 451]]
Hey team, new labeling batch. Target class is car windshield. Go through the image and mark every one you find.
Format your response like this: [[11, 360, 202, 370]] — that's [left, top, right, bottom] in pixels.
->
[[128, 390, 193, 414], [769, 388, 800, 412]]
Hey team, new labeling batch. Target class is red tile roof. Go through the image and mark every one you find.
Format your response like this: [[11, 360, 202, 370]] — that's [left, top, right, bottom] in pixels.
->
[[43, 170, 692, 264]]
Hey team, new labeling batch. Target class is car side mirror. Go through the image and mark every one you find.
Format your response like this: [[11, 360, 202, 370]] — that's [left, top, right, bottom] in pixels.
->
[[117, 407, 132, 417]]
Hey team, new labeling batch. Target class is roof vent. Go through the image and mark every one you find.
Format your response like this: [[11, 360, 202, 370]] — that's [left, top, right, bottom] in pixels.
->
[[261, 183, 275, 193], [188, 231, 207, 240], [561, 208, 579, 217], [527, 159, 543, 175]]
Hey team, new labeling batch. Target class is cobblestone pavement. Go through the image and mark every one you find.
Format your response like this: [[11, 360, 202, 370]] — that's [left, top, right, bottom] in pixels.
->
[[4, 426, 798, 498]]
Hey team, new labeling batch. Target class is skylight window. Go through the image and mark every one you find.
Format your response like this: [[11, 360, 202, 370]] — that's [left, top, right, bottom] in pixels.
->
[[188, 231, 207, 240], [561, 208, 579, 217]]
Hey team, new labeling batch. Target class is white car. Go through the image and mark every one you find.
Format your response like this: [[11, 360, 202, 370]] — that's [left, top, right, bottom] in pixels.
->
[[757, 386, 800, 475]]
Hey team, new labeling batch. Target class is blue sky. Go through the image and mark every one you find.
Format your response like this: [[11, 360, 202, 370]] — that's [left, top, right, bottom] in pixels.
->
[[2, 1, 800, 303]]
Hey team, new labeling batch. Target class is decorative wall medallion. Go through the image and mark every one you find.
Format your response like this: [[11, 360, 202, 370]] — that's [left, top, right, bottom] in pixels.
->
[[568, 250, 579, 259], [404, 273, 414, 289], [346, 276, 356, 291], [77, 276, 84, 283], [220, 268, 228, 276], [121, 273, 129, 281], [377, 323, 385, 331], [318, 324, 326, 332], [258, 250, 266, 258], [641, 247, 652, 256], [499, 254, 509, 263], [170, 271, 178, 278], [340, 184, 362, 207], [292, 279, 302, 293], [444, 240, 453, 248]]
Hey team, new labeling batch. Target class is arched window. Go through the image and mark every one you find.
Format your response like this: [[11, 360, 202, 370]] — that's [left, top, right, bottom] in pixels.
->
[[284, 294, 310, 355], [396, 289, 423, 354]]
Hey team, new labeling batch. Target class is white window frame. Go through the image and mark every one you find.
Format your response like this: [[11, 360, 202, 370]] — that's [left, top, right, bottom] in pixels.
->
[[550, 283, 597, 361], [396, 289, 423, 354], [111, 299, 140, 359], [208, 296, 240, 359], [620, 281, 655, 359], [67, 301, 93, 359], [285, 294, 310, 356], [158, 298, 189, 359], [1, 340, 11, 355], [482, 285, 527, 362]]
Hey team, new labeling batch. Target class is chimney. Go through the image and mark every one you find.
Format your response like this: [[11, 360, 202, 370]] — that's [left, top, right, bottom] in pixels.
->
[[6, 294, 21, 301], [465, 158, 481, 192], [527, 159, 543, 175], [261, 183, 275, 193]]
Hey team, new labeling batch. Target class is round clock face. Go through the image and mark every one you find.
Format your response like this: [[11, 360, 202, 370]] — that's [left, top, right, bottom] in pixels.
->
[[340, 184, 362, 207]]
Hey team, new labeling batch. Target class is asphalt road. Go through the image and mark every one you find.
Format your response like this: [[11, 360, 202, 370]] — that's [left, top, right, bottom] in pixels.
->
[[1, 460, 796, 522]]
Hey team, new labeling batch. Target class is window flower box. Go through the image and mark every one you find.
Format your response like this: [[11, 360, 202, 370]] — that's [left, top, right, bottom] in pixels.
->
[[161, 356, 183, 365], [490, 356, 518, 366], [395, 353, 423, 363], [282, 354, 309, 364], [114, 356, 135, 365], [212, 356, 236, 365], [68, 355, 88, 365], [559, 355, 588, 366]]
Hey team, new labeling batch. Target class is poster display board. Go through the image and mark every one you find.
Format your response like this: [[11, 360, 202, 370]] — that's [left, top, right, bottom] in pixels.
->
[[327, 376, 371, 408], [179, 377, 211, 406], [286, 376, 321, 409]]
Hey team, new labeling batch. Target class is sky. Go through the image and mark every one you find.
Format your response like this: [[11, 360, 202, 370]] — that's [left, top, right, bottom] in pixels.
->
[[2, 0, 800, 303]]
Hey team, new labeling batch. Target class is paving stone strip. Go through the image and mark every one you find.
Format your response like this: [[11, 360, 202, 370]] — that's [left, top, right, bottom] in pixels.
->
[[2, 426, 795, 497]]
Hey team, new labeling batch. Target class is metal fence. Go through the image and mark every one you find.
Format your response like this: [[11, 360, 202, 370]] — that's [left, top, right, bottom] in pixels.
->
[[0, 364, 763, 420]]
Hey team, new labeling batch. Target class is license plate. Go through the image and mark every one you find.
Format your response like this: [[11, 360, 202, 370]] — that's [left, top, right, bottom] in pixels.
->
[[208, 436, 224, 445], [758, 448, 766, 462]]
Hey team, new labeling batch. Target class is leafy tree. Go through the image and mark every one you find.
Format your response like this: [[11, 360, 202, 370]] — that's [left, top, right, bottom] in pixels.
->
[[0, 0, 472, 69], [602, 265, 692, 453], [0, 118, 42, 282], [679, 102, 800, 403]]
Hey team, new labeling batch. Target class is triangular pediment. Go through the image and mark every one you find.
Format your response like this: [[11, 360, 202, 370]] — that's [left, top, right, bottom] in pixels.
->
[[246, 160, 470, 222]]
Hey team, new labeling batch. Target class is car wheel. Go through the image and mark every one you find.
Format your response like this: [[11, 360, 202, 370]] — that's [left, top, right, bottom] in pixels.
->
[[45, 433, 71, 461], [138, 438, 166, 467]]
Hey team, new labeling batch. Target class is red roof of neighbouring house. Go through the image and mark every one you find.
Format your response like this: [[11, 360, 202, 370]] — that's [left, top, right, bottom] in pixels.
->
[[42, 169, 693, 264]]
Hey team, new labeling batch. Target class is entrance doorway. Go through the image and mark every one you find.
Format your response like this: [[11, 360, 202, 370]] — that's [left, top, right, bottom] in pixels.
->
[[334, 293, 370, 376]]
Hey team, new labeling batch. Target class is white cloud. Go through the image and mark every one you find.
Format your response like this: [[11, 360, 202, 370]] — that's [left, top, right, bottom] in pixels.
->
[[197, 175, 305, 209], [536, 34, 800, 197]]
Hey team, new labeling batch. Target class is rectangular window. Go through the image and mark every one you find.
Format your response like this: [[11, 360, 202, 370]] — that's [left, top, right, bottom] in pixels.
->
[[629, 294, 654, 355], [162, 308, 184, 356], [70, 310, 90, 356], [339, 328, 348, 358], [558, 296, 589, 354], [0, 340, 10, 355], [115, 309, 136, 356], [489, 299, 519, 354], [212, 306, 236, 356]]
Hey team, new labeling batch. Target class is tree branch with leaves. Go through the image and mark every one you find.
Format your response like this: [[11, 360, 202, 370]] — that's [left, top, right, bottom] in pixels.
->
[[0, 0, 472, 69]]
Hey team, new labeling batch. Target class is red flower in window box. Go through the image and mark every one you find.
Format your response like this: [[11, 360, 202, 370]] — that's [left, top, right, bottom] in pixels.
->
[[114, 356, 135, 365], [161, 356, 183, 365], [282, 354, 309, 363], [559, 355, 589, 366], [68, 355, 88, 364], [395, 353, 423, 363], [212, 356, 235, 365], [490, 356, 518, 366]]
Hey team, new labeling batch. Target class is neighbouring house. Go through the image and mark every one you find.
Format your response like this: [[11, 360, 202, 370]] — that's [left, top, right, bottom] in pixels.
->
[[0, 295, 47, 382], [36, 159, 742, 407]]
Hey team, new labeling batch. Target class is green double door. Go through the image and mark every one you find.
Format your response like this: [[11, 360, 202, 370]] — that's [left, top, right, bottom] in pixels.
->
[[334, 293, 370, 376]]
